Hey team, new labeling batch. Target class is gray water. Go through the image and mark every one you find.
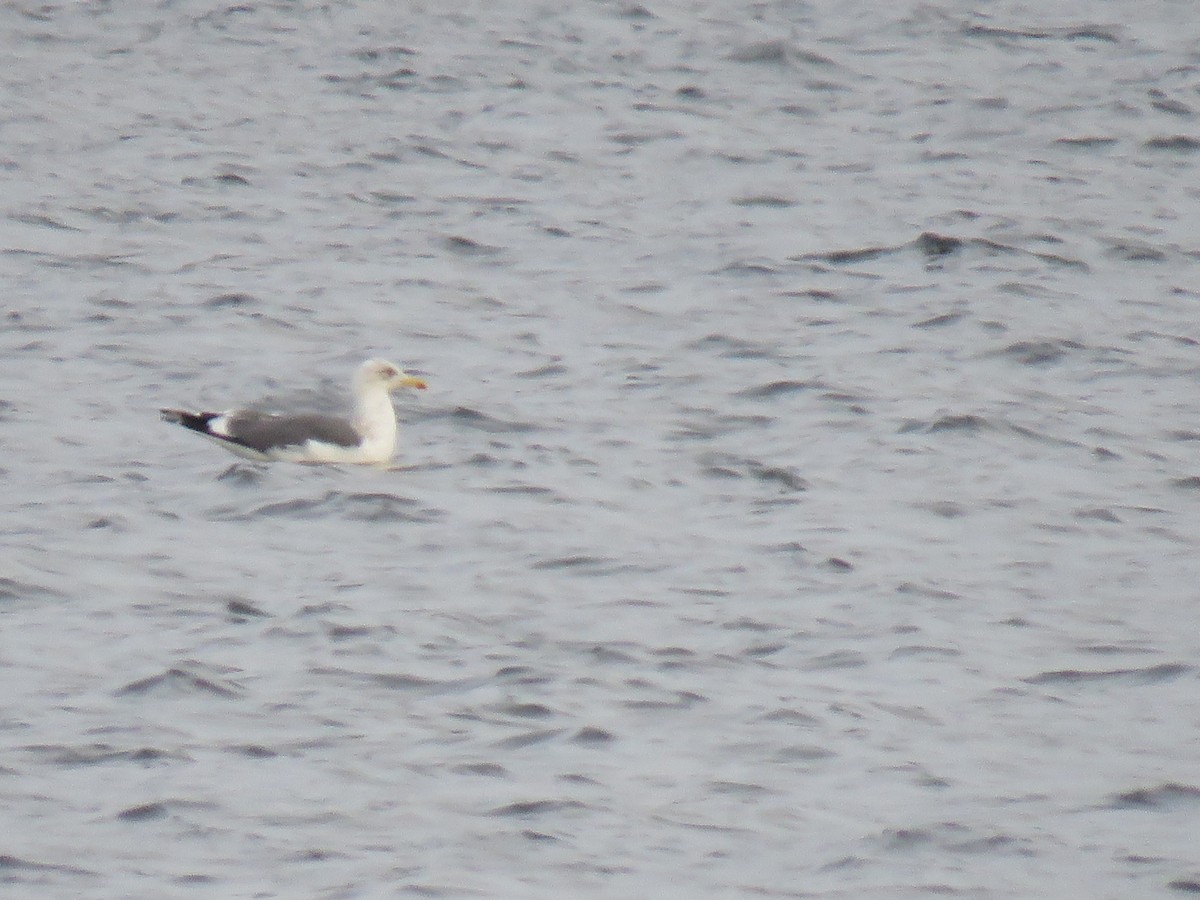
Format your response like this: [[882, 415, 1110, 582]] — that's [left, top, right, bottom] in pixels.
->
[[3, 1, 1199, 897]]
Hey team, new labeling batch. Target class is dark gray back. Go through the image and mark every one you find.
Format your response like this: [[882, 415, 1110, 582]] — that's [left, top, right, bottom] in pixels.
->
[[228, 412, 360, 452]]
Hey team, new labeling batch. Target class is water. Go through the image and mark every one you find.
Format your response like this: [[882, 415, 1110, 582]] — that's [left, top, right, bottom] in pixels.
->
[[3, 1, 1199, 896]]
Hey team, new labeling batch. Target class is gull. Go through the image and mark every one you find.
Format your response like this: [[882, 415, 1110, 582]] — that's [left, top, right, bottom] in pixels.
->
[[161, 359, 427, 464]]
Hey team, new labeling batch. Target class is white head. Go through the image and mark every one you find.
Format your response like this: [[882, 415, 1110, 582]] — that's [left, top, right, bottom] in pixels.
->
[[354, 358, 427, 394]]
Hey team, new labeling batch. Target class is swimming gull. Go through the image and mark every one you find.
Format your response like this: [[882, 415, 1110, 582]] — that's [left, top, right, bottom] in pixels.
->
[[161, 358, 427, 464]]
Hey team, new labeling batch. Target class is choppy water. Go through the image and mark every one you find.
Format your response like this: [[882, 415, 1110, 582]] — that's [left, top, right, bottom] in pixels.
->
[[3, 1, 1200, 897]]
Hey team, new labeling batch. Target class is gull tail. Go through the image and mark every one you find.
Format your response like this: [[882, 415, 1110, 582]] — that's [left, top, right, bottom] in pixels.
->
[[160, 408, 220, 436]]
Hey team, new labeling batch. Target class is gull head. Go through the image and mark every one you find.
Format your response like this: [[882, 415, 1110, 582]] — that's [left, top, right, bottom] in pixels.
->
[[357, 358, 427, 393]]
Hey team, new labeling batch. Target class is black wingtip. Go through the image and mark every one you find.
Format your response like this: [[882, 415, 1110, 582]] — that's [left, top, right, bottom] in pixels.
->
[[161, 408, 219, 434]]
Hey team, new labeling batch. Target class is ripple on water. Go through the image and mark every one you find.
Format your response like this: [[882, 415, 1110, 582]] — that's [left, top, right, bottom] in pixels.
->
[[1023, 662, 1193, 687], [687, 333, 780, 359], [529, 554, 621, 573], [0, 854, 95, 878], [990, 339, 1085, 365], [571, 727, 615, 746], [115, 665, 244, 699], [22, 744, 181, 767], [210, 490, 441, 523], [899, 414, 992, 435], [116, 802, 170, 822], [492, 729, 567, 750], [487, 799, 589, 818], [874, 821, 1035, 858], [0, 577, 62, 603], [225, 598, 270, 620], [734, 379, 821, 399], [309, 666, 466, 694], [1105, 783, 1200, 811], [446, 406, 539, 433], [698, 452, 809, 492]]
